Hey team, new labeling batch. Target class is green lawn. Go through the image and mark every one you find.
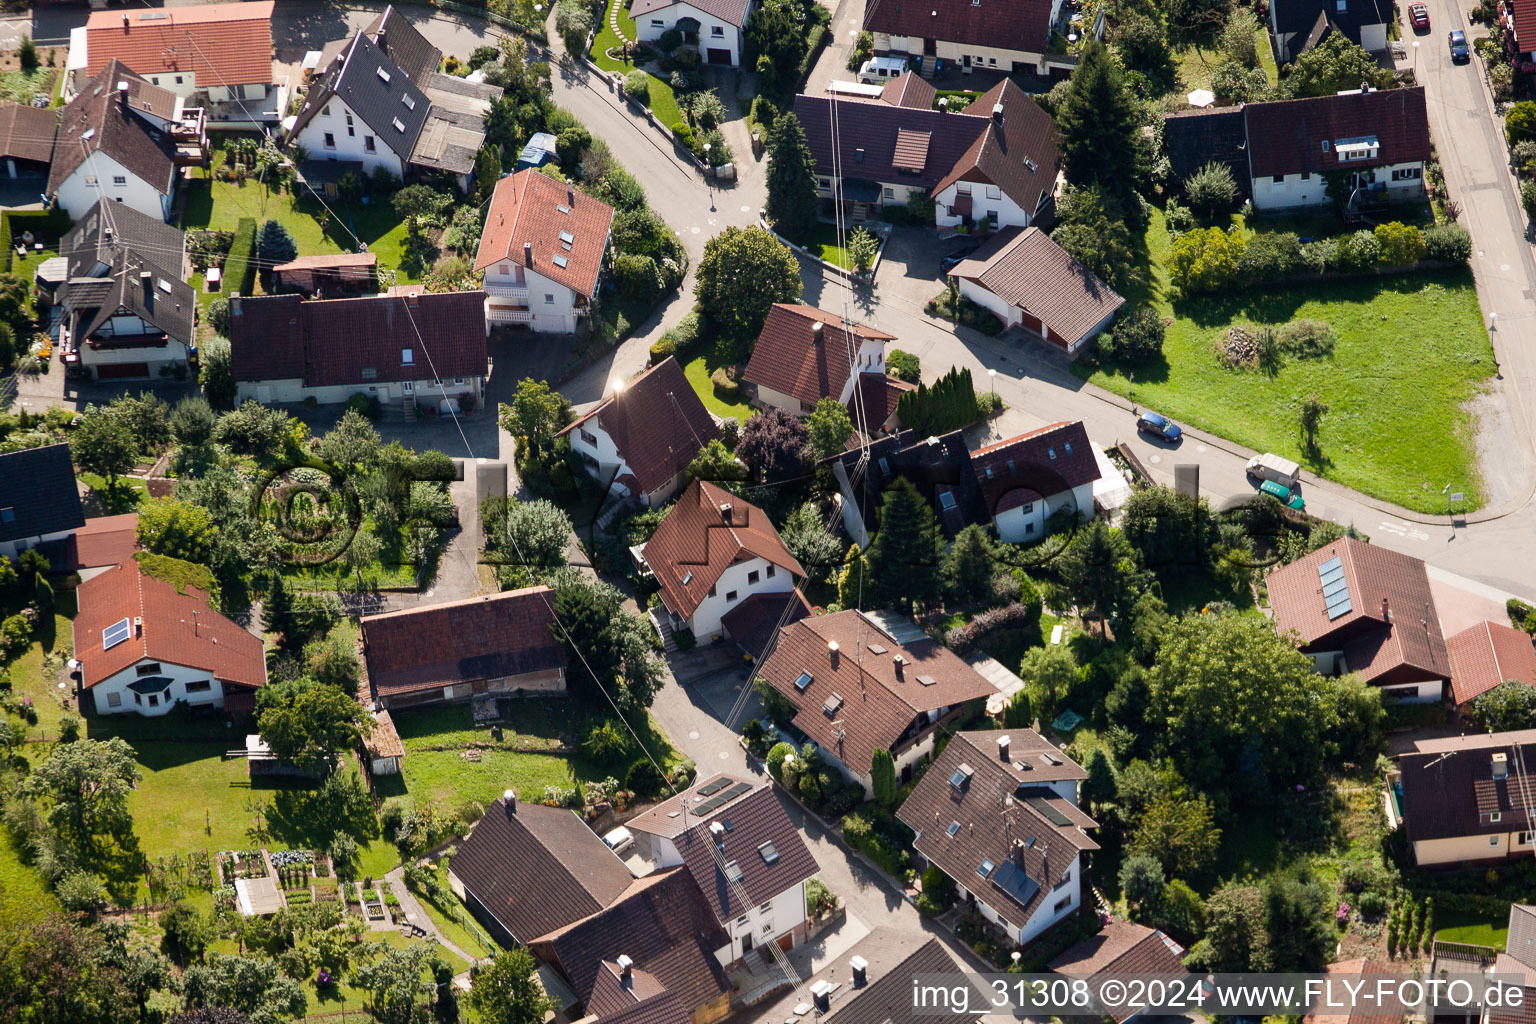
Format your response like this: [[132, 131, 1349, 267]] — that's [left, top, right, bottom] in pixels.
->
[[77, 472, 148, 513], [682, 352, 752, 419], [1077, 208, 1494, 513], [635, 74, 683, 134], [785, 222, 853, 270], [0, 827, 57, 931], [591, 0, 637, 71], [0, 67, 56, 105], [180, 177, 416, 288], [1172, 28, 1278, 93], [1437, 911, 1509, 948], [4, 604, 75, 741]]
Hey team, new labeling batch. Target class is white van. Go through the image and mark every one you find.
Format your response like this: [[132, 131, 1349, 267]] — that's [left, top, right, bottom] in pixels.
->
[[1246, 452, 1301, 487], [858, 56, 909, 83]]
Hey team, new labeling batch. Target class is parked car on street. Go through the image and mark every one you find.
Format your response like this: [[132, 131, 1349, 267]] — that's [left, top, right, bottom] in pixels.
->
[[1136, 410, 1183, 442], [1259, 478, 1306, 511], [1246, 452, 1301, 487], [1449, 29, 1470, 61], [1408, 3, 1429, 30]]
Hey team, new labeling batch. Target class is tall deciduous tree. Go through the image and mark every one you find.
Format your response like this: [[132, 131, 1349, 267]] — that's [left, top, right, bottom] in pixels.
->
[[780, 502, 843, 582], [1053, 40, 1148, 219], [805, 398, 855, 461], [467, 949, 552, 1024], [1283, 34, 1393, 98], [686, 438, 748, 482], [1472, 680, 1536, 732], [865, 478, 942, 611], [737, 407, 809, 481], [500, 378, 570, 452], [254, 679, 368, 776], [765, 113, 819, 238], [694, 226, 802, 340], [22, 737, 141, 868], [72, 404, 138, 493], [552, 574, 663, 713], [351, 943, 443, 1024]]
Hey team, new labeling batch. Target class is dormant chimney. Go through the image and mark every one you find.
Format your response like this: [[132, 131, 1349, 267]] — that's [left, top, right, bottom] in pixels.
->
[[998, 735, 1011, 762], [850, 956, 868, 987], [1494, 753, 1509, 780], [523, 241, 533, 267], [503, 788, 517, 815], [811, 321, 824, 344]]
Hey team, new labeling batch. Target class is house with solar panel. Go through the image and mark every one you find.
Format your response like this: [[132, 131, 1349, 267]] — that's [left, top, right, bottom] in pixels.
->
[[621, 773, 819, 961], [897, 729, 1098, 947], [1265, 536, 1449, 702]]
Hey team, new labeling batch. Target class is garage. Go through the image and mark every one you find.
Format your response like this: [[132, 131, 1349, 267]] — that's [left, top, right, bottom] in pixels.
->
[[1015, 309, 1043, 335], [96, 362, 150, 380], [707, 47, 732, 64]]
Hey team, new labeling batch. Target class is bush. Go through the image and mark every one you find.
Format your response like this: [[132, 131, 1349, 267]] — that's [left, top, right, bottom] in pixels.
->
[[1163, 199, 1196, 234], [583, 720, 630, 766], [1100, 305, 1164, 365], [1183, 162, 1240, 222], [1168, 226, 1245, 294], [1510, 597, 1536, 633], [841, 812, 909, 875], [1424, 223, 1473, 262], [207, 297, 231, 337], [750, 96, 778, 130], [1239, 231, 1303, 282], [346, 392, 381, 420], [613, 253, 665, 302], [946, 601, 1040, 655], [709, 367, 740, 397], [1335, 229, 1382, 271], [1275, 319, 1336, 359], [887, 348, 919, 382], [1374, 222, 1427, 265], [659, 27, 682, 50], [626, 758, 667, 798], [766, 741, 796, 781], [1509, 101, 1536, 145], [623, 70, 650, 103]]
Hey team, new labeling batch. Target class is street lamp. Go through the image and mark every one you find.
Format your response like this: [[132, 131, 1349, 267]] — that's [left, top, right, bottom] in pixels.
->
[[988, 367, 997, 398]]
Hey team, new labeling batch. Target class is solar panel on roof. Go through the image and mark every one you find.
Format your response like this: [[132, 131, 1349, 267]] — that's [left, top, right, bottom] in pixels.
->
[[1318, 556, 1354, 621], [102, 616, 132, 650], [1318, 556, 1343, 573], [723, 782, 752, 800], [697, 778, 731, 797], [694, 796, 724, 816], [1025, 795, 1073, 826], [990, 859, 1040, 908]]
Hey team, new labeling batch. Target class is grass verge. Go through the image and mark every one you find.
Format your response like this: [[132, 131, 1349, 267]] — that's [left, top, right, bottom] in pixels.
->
[[682, 351, 752, 419], [1436, 911, 1509, 948]]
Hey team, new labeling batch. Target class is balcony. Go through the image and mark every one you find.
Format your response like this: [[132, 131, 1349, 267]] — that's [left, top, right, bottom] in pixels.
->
[[172, 106, 208, 166], [487, 307, 533, 324], [484, 281, 530, 302]]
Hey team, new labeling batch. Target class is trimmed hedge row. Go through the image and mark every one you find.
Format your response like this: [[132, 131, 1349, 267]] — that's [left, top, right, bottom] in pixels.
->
[[225, 218, 258, 297]]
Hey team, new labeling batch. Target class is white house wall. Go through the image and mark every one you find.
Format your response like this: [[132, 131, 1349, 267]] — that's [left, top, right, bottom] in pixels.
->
[[955, 277, 1018, 329], [0, 530, 74, 562], [934, 181, 1031, 230], [91, 658, 229, 716], [953, 852, 1081, 945], [681, 555, 794, 640], [873, 33, 1045, 74], [634, 1, 747, 65], [55, 149, 170, 221], [484, 259, 583, 333], [82, 339, 190, 376], [991, 481, 1093, 544], [235, 375, 484, 407], [294, 97, 406, 178], [716, 879, 807, 961], [1250, 162, 1424, 211]]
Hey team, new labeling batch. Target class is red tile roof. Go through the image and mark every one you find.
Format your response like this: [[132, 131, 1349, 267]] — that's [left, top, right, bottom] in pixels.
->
[[643, 480, 803, 620], [74, 559, 266, 690], [758, 609, 997, 775], [361, 586, 566, 699], [1243, 87, 1430, 179], [721, 590, 813, 662], [83, 2, 275, 87], [228, 291, 488, 389], [559, 357, 720, 498], [880, 72, 935, 109], [949, 227, 1123, 348], [70, 513, 139, 570], [272, 253, 378, 272], [931, 81, 1062, 219], [1516, 0, 1536, 52], [744, 304, 895, 411], [1266, 537, 1448, 685], [848, 372, 913, 433], [864, 0, 1054, 56], [1305, 959, 1405, 1024], [1447, 620, 1536, 706], [475, 169, 615, 299], [970, 421, 1100, 516], [1050, 921, 1185, 1021]]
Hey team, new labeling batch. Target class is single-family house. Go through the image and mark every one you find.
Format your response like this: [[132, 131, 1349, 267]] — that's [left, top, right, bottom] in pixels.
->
[[623, 773, 819, 960], [1447, 620, 1536, 709], [898, 729, 1096, 946], [827, 428, 988, 546], [67, 512, 139, 581], [586, 963, 692, 1024], [1394, 729, 1536, 866], [948, 226, 1123, 354], [969, 421, 1100, 542], [529, 867, 734, 1024], [49, 63, 181, 220], [743, 303, 894, 415], [754, 928, 986, 1024], [862, 0, 1101, 77], [360, 586, 567, 709], [67, 3, 280, 131], [1268, 0, 1390, 63], [0, 444, 85, 565], [1266, 537, 1449, 701], [559, 357, 721, 508], [796, 79, 1059, 229], [271, 252, 378, 295], [1243, 86, 1430, 212], [285, 6, 503, 191], [74, 558, 266, 716], [0, 103, 59, 181], [847, 371, 914, 438], [1507, 0, 1536, 63], [630, 0, 753, 65], [1050, 920, 1187, 1021], [757, 609, 997, 795], [475, 168, 615, 334], [448, 792, 635, 948], [1160, 106, 1249, 193], [637, 480, 804, 644], [56, 197, 194, 381], [227, 291, 489, 411]]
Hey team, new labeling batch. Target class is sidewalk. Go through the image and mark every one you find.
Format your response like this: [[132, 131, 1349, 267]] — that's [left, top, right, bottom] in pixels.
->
[[383, 865, 481, 966]]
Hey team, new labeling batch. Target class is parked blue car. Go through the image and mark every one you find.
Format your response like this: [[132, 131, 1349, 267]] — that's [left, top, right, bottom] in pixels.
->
[[1136, 410, 1183, 442]]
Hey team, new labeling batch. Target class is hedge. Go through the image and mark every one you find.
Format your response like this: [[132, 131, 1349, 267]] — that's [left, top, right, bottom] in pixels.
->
[[795, 25, 829, 93], [225, 218, 258, 297], [0, 208, 73, 273], [841, 811, 909, 876], [946, 600, 1040, 655]]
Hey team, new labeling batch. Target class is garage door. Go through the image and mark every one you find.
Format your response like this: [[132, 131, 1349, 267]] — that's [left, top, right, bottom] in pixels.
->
[[707, 47, 732, 64], [1016, 309, 1043, 336], [96, 362, 149, 380]]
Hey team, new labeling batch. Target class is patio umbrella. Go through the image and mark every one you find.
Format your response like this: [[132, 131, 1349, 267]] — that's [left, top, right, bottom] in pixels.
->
[[1188, 88, 1216, 107]]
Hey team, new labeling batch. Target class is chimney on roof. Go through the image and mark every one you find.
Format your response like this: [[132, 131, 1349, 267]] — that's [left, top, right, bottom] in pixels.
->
[[812, 981, 832, 1013], [1494, 753, 1509, 780], [893, 653, 904, 679], [992, 102, 1004, 125], [828, 639, 839, 668], [133, 616, 143, 637], [122, 13, 129, 29], [117, 81, 130, 112], [1381, 597, 1391, 622], [568, 184, 576, 207], [719, 502, 733, 523], [617, 954, 634, 980], [850, 956, 868, 988], [709, 820, 725, 847], [191, 611, 199, 637], [998, 735, 1010, 762], [523, 241, 533, 267], [503, 788, 516, 814], [811, 321, 824, 344]]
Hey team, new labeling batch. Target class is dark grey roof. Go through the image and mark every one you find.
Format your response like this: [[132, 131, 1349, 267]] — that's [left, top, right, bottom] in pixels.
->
[[289, 31, 431, 157], [1509, 904, 1536, 970], [1272, 0, 1390, 54], [829, 428, 989, 537], [50, 61, 176, 198], [59, 250, 195, 345], [363, 6, 442, 83], [409, 106, 485, 175], [1162, 107, 1249, 193], [757, 930, 986, 1024], [60, 198, 186, 280], [0, 444, 86, 543]]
